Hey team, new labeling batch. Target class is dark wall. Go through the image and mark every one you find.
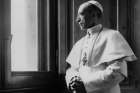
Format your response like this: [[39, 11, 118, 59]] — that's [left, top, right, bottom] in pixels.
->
[[134, 0, 140, 78]]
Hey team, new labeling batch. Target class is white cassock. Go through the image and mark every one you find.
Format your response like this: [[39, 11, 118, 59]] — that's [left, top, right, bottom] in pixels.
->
[[65, 24, 137, 93]]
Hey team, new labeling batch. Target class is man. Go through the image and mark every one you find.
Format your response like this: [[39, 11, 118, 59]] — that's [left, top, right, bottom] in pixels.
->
[[65, 0, 137, 93]]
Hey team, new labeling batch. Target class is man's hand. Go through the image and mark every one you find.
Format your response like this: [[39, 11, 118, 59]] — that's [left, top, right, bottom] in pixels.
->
[[69, 76, 86, 93]]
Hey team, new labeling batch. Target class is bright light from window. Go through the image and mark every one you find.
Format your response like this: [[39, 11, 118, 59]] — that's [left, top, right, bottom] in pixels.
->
[[11, 0, 38, 71]]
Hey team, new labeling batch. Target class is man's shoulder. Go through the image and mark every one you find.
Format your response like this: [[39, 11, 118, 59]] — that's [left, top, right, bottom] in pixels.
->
[[74, 36, 85, 45], [102, 28, 118, 34], [100, 27, 127, 45], [101, 28, 121, 38]]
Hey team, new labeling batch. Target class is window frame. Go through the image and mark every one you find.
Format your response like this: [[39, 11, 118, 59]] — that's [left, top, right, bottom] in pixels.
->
[[11, 0, 58, 73], [0, 0, 68, 91], [6, 0, 60, 89]]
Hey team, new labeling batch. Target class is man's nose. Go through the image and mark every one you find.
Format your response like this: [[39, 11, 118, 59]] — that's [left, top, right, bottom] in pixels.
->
[[76, 17, 81, 23]]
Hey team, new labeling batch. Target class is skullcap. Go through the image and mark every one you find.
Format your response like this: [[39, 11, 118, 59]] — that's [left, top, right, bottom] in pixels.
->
[[87, 0, 103, 13]]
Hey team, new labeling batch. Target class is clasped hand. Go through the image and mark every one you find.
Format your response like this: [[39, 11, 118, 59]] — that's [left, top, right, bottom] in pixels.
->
[[69, 76, 86, 93]]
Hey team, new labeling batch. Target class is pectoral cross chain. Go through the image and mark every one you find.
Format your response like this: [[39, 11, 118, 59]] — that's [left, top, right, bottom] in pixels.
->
[[82, 53, 87, 65]]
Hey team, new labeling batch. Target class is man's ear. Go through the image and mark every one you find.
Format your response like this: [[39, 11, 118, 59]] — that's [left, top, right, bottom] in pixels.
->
[[91, 11, 98, 18]]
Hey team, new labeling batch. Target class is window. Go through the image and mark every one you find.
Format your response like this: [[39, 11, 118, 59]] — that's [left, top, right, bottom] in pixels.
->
[[3, 0, 62, 90], [11, 0, 38, 71], [11, 0, 58, 72]]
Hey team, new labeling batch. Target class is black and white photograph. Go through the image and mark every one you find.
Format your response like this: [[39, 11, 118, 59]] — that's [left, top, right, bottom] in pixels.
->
[[0, 0, 140, 93]]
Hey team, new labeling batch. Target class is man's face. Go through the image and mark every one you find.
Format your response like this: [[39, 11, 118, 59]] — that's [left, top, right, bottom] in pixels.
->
[[76, 6, 97, 30]]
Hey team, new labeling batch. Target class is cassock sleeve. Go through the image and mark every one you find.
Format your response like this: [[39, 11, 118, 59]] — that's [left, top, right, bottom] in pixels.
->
[[65, 37, 85, 87], [65, 67, 80, 87], [79, 60, 126, 92], [66, 37, 85, 68]]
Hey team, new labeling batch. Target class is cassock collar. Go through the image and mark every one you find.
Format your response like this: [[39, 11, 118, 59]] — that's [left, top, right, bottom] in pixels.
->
[[87, 24, 103, 37]]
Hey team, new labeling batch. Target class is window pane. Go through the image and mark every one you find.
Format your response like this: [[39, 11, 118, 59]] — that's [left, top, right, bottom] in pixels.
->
[[11, 0, 38, 71]]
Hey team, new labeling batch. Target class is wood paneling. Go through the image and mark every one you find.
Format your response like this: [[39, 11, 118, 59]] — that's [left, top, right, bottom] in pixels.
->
[[133, 0, 140, 80], [0, 0, 11, 89], [58, 0, 69, 73]]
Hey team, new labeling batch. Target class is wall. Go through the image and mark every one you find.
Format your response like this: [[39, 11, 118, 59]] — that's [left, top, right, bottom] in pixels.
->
[[134, 0, 140, 78]]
